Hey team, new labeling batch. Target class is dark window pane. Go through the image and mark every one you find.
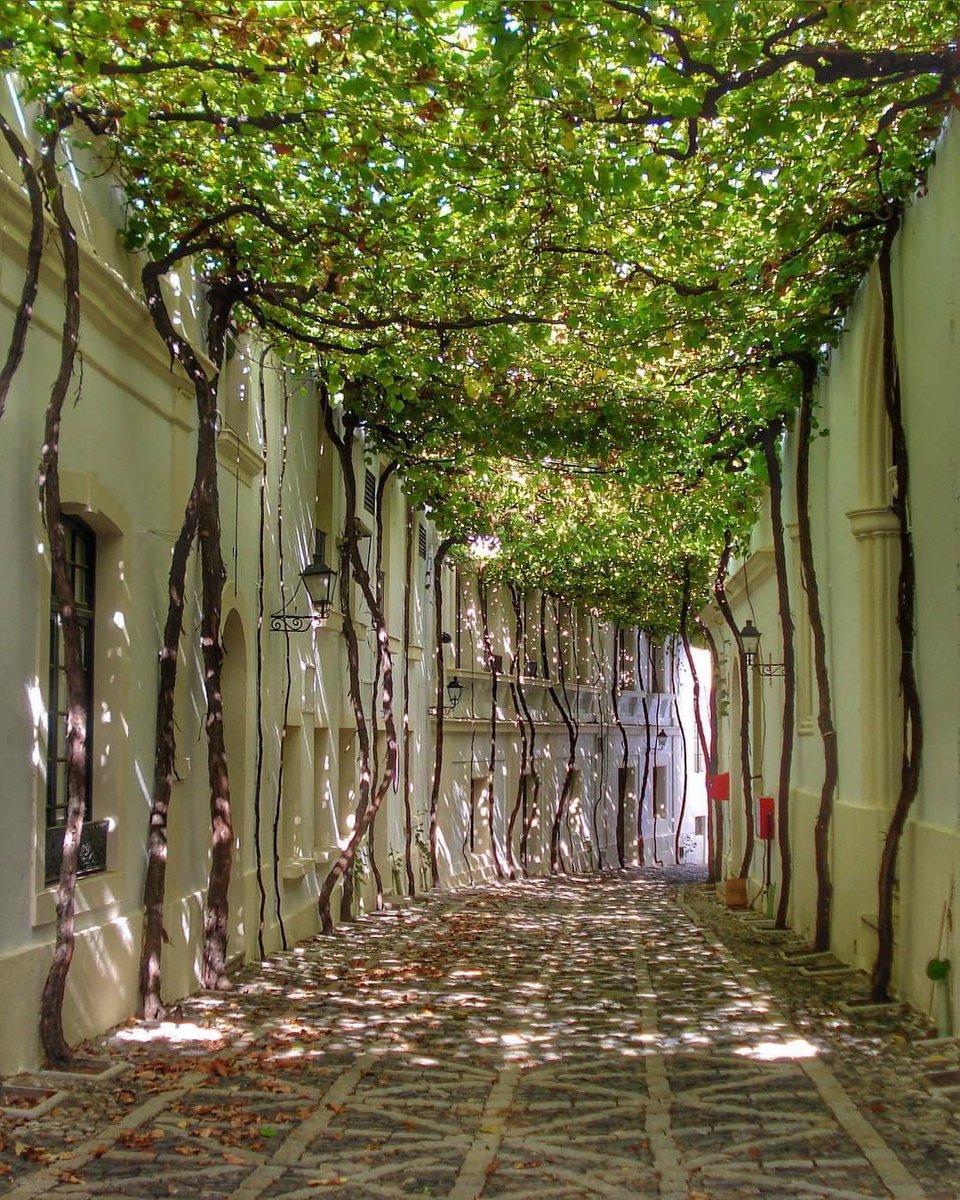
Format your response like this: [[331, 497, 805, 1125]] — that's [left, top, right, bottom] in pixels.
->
[[45, 820, 109, 886], [46, 518, 95, 840]]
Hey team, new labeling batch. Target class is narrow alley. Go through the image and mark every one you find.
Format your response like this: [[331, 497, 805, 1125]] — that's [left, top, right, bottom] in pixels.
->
[[3, 872, 959, 1199]]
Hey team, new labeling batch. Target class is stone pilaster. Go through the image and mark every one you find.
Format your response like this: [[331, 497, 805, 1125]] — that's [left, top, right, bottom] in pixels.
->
[[846, 506, 901, 813]]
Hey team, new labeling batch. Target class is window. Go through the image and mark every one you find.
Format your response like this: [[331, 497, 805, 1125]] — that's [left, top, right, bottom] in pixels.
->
[[45, 518, 105, 884], [654, 764, 669, 820], [618, 627, 634, 690]]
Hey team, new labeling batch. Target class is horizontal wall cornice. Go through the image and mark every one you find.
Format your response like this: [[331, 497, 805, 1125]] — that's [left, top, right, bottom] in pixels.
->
[[725, 546, 776, 606], [0, 166, 212, 434]]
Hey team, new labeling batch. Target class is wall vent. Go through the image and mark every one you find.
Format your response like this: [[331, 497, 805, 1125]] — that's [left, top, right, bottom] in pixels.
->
[[363, 468, 377, 514]]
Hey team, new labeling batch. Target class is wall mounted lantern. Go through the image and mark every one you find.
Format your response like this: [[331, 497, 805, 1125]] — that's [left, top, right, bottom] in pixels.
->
[[656, 729, 668, 752], [739, 619, 785, 676], [430, 675, 464, 716], [271, 531, 338, 632]]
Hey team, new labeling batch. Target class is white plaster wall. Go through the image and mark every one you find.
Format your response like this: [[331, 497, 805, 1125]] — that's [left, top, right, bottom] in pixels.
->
[[0, 105, 704, 1074], [704, 114, 960, 1024]]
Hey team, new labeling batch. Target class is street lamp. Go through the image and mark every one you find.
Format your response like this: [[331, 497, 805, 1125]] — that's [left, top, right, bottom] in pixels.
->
[[739, 619, 761, 664], [446, 676, 464, 710], [430, 676, 464, 715], [656, 729, 668, 751], [270, 531, 338, 632], [738, 619, 785, 677]]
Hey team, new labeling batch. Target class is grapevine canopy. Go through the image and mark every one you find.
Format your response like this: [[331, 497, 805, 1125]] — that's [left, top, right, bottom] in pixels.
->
[[2, 0, 957, 627]]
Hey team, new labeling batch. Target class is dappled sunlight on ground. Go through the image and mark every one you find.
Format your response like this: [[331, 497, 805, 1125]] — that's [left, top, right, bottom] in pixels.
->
[[734, 1037, 820, 1062], [4, 869, 960, 1198], [112, 1021, 228, 1046]]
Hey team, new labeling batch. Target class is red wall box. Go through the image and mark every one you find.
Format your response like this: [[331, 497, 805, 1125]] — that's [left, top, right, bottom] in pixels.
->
[[758, 795, 775, 840], [708, 772, 730, 802]]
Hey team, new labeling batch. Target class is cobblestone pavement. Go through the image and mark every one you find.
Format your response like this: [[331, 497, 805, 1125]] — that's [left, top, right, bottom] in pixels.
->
[[4, 869, 960, 1199]]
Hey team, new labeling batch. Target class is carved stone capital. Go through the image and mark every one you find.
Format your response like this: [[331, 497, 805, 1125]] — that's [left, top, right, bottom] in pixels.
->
[[846, 506, 901, 540]]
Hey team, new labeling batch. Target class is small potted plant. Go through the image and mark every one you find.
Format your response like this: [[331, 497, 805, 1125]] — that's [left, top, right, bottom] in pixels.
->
[[414, 820, 432, 890], [388, 847, 405, 896]]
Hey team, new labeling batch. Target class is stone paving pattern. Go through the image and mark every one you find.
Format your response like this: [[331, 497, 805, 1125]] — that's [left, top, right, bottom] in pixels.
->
[[3, 868, 960, 1198]]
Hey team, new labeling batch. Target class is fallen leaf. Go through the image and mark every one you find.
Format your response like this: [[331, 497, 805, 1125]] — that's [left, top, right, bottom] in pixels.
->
[[117, 1130, 164, 1150], [15, 1143, 53, 1164]]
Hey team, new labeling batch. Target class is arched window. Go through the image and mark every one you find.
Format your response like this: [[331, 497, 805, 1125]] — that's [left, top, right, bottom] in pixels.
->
[[45, 517, 99, 883]]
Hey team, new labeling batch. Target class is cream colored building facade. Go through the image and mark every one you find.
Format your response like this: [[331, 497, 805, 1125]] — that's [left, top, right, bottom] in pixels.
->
[[0, 101, 703, 1074], [703, 116, 960, 1022]]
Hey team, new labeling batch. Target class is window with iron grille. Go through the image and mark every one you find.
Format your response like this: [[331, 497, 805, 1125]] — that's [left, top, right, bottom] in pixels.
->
[[363, 468, 377, 514], [45, 518, 106, 883], [418, 524, 428, 559]]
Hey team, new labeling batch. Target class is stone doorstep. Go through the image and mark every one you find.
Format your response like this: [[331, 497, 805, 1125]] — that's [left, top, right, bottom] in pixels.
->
[[0, 1081, 71, 1120], [779, 949, 837, 965], [838, 998, 905, 1017], [799, 964, 859, 978]]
